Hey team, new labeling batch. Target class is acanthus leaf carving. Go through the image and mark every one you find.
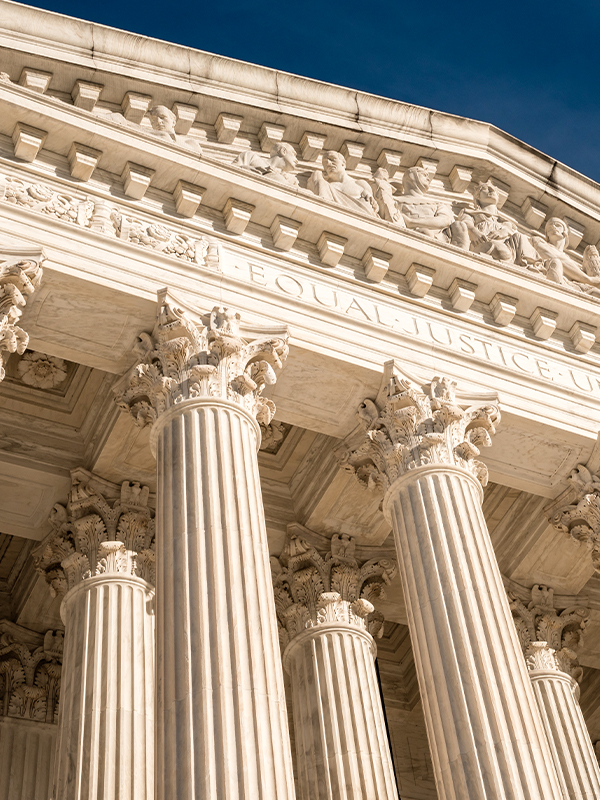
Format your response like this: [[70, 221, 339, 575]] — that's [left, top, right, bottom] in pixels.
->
[[337, 366, 500, 494], [547, 464, 600, 571], [271, 529, 396, 648], [114, 290, 288, 428], [0, 244, 45, 381], [508, 583, 588, 682], [33, 470, 155, 594], [0, 623, 63, 724]]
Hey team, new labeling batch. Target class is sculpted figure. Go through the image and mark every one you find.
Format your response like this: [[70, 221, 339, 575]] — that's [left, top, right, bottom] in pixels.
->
[[147, 106, 202, 154], [459, 180, 536, 265], [309, 151, 378, 217], [532, 217, 600, 292], [373, 168, 403, 224], [233, 142, 299, 187], [380, 166, 469, 248]]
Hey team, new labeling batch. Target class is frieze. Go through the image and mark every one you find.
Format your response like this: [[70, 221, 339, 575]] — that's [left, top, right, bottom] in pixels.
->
[[227, 258, 600, 398], [0, 173, 217, 269]]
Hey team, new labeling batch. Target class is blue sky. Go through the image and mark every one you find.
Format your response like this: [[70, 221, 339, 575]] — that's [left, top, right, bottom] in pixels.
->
[[16, 0, 600, 183]]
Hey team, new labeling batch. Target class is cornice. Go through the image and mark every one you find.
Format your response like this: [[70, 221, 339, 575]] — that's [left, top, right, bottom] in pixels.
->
[[0, 0, 600, 218]]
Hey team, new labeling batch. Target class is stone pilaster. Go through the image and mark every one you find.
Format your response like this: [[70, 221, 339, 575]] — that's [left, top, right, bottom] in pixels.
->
[[337, 363, 563, 800], [509, 584, 600, 799], [34, 470, 155, 800], [0, 245, 44, 381], [272, 530, 398, 800], [114, 290, 295, 800]]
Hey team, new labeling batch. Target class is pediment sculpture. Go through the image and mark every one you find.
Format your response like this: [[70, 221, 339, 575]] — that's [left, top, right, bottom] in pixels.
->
[[146, 105, 202, 155], [308, 150, 379, 217], [457, 180, 537, 266], [232, 141, 299, 187], [374, 165, 470, 250], [531, 217, 600, 296]]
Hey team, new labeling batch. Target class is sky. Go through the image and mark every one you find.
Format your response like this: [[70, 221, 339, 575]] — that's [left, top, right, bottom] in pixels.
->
[[13, 0, 600, 183]]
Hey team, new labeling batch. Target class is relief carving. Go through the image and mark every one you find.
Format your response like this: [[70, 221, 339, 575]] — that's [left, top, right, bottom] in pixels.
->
[[146, 105, 202, 155], [309, 150, 379, 216], [337, 367, 499, 494], [375, 165, 469, 249], [0, 624, 63, 724], [458, 180, 537, 266], [0, 244, 45, 381], [2, 176, 93, 226], [271, 530, 396, 649], [531, 217, 600, 295], [114, 291, 289, 429], [33, 470, 156, 594], [233, 142, 299, 187], [17, 350, 67, 389], [109, 208, 209, 264], [508, 584, 588, 682], [547, 464, 600, 571]]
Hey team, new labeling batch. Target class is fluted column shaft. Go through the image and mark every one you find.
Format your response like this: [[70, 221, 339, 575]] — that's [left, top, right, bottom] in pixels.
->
[[283, 612, 398, 800], [154, 398, 295, 800], [529, 661, 600, 800], [55, 573, 154, 800], [383, 465, 562, 800]]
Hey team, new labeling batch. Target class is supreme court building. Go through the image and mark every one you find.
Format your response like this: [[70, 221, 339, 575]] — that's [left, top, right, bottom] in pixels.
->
[[2, 3, 600, 799]]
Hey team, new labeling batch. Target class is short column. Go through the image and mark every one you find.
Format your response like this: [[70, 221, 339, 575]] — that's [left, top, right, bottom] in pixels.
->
[[115, 293, 296, 800], [34, 471, 155, 800], [338, 368, 563, 800], [273, 531, 399, 800], [510, 584, 600, 799]]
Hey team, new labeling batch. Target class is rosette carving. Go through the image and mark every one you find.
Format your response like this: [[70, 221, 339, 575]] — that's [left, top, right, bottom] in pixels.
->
[[33, 469, 155, 594], [114, 289, 289, 429], [337, 367, 500, 494], [0, 245, 45, 381], [508, 584, 588, 681], [271, 529, 396, 648], [547, 464, 600, 570]]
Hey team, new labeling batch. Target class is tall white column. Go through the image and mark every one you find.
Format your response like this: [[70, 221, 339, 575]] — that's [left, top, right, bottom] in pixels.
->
[[510, 584, 600, 799], [115, 292, 296, 800], [273, 531, 398, 800], [34, 471, 155, 800], [338, 367, 563, 800]]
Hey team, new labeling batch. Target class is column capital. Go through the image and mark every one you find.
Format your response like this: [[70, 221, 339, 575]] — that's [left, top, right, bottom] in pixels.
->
[[0, 244, 45, 380], [33, 468, 155, 595], [547, 464, 600, 570], [336, 362, 500, 493], [271, 528, 397, 647], [508, 583, 588, 682], [0, 621, 63, 724], [114, 288, 289, 429]]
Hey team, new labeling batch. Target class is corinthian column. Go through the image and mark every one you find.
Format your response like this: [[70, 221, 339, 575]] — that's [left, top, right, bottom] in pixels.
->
[[114, 291, 295, 800], [0, 245, 44, 380], [34, 470, 155, 800], [337, 364, 562, 800], [509, 583, 600, 799], [272, 529, 398, 800]]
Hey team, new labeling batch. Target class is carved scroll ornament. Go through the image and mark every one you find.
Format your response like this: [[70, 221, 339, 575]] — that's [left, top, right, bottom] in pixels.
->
[[34, 470, 156, 595], [337, 370, 500, 495], [508, 584, 588, 682], [114, 291, 289, 430], [271, 531, 396, 650]]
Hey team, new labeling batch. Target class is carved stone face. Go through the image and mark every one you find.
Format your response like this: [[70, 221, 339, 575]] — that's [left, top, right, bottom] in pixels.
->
[[474, 181, 499, 207], [404, 166, 432, 194], [149, 106, 176, 133], [276, 143, 298, 172], [545, 217, 568, 244], [322, 151, 346, 179]]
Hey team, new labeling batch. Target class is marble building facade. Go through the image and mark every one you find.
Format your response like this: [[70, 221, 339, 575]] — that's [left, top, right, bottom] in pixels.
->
[[2, 3, 600, 799]]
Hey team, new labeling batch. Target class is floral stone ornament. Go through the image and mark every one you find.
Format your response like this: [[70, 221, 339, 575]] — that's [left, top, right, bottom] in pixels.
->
[[18, 351, 67, 389]]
